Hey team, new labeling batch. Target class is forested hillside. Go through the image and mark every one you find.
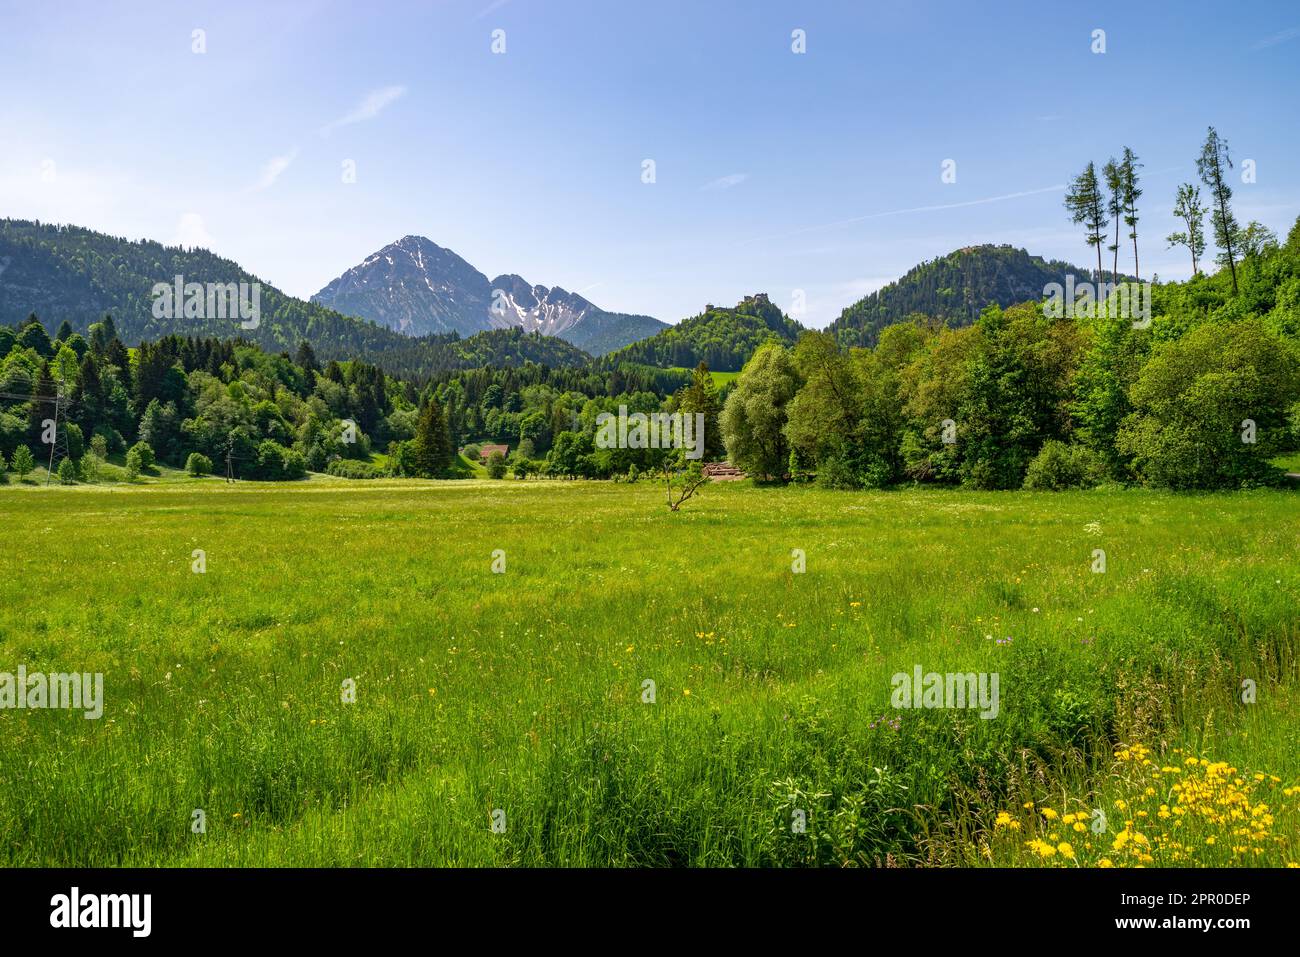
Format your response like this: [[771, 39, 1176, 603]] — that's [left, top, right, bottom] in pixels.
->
[[0, 310, 697, 484], [603, 293, 803, 371], [828, 244, 1096, 347], [0, 220, 591, 380]]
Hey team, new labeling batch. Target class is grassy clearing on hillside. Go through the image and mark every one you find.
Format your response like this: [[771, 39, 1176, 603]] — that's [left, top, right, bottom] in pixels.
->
[[0, 480, 1296, 866], [668, 367, 739, 390]]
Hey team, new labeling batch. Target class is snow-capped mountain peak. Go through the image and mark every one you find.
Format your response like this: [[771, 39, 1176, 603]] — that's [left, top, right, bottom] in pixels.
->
[[312, 236, 667, 355]]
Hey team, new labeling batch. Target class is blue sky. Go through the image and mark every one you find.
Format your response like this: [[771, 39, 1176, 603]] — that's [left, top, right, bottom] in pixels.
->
[[2, 0, 1298, 328]]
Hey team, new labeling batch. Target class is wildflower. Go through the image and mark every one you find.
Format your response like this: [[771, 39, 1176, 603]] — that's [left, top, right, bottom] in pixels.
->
[[1026, 839, 1056, 858]]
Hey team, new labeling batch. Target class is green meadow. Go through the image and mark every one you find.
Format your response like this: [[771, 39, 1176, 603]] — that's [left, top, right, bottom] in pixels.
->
[[1, 478, 1297, 866]]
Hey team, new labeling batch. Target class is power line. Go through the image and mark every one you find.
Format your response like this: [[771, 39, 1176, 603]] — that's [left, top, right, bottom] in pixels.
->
[[44, 389, 62, 485]]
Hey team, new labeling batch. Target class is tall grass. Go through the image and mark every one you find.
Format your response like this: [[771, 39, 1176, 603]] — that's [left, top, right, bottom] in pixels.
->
[[0, 479, 1295, 865]]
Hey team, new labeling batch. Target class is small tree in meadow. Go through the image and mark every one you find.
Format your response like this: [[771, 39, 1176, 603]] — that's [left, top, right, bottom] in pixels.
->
[[661, 451, 709, 511], [65, 422, 85, 463], [124, 445, 143, 480], [410, 396, 453, 478], [57, 457, 77, 484], [11, 445, 35, 480], [129, 440, 155, 471], [486, 450, 508, 479], [79, 453, 102, 483]]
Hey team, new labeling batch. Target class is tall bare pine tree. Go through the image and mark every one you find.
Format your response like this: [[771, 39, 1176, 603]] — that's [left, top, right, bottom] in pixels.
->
[[1065, 162, 1107, 283], [1103, 158, 1123, 284], [1197, 126, 1242, 293], [1120, 146, 1143, 280]]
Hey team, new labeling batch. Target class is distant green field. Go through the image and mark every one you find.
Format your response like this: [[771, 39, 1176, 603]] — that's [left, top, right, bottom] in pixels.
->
[[1, 479, 1297, 866], [667, 367, 739, 389]]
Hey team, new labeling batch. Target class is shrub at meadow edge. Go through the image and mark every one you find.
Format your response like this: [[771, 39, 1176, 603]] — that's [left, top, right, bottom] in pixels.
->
[[186, 452, 213, 477], [326, 458, 383, 479]]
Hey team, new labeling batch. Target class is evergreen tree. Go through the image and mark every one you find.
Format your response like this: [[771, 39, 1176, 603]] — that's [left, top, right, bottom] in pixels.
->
[[1103, 158, 1124, 284], [11, 445, 35, 480], [1065, 162, 1107, 282], [675, 362, 725, 461], [132, 341, 186, 414], [1120, 147, 1143, 279], [1197, 126, 1242, 293], [26, 360, 57, 448], [410, 395, 453, 477], [104, 339, 132, 390], [295, 340, 319, 374], [87, 320, 109, 356]]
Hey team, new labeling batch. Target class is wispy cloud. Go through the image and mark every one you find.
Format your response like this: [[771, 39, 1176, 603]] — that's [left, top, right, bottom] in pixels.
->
[[1254, 27, 1300, 49], [738, 184, 1066, 247], [702, 173, 748, 191], [319, 85, 407, 136], [254, 149, 297, 190], [475, 0, 513, 20], [172, 213, 215, 250]]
